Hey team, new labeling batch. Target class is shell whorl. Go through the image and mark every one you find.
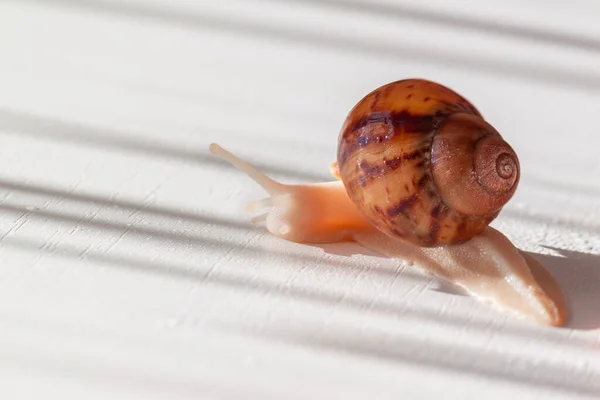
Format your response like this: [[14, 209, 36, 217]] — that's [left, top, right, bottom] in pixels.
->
[[430, 112, 520, 217], [336, 79, 520, 247], [475, 136, 519, 194]]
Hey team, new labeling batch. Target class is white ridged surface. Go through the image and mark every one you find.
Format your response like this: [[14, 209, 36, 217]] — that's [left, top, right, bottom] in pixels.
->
[[0, 0, 599, 398]]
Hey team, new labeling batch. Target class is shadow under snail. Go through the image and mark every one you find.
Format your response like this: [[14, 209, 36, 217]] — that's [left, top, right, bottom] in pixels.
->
[[210, 78, 566, 327]]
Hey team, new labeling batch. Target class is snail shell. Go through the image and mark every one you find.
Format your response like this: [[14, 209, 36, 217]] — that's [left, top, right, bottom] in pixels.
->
[[336, 78, 520, 247]]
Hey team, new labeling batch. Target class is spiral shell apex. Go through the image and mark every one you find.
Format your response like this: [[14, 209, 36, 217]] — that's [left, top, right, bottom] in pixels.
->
[[336, 78, 520, 247]]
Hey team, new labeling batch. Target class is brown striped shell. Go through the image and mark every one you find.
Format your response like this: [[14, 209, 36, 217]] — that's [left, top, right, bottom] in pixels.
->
[[336, 79, 520, 247]]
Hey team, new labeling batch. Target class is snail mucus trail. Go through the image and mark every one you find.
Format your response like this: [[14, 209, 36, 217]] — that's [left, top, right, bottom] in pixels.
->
[[209, 78, 566, 327]]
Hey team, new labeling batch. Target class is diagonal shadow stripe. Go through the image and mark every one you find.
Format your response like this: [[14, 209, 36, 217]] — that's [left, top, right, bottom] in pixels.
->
[[290, 0, 600, 52], [0, 108, 330, 182], [0, 177, 253, 232], [219, 320, 600, 398], [0, 200, 412, 282]]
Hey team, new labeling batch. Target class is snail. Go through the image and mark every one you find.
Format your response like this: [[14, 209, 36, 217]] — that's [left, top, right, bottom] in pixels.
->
[[209, 78, 566, 327]]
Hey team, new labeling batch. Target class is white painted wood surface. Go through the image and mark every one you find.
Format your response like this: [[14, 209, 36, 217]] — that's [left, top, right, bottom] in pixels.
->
[[0, 0, 599, 398]]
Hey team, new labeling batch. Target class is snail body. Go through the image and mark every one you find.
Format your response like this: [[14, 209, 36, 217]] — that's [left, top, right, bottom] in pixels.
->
[[336, 79, 520, 247]]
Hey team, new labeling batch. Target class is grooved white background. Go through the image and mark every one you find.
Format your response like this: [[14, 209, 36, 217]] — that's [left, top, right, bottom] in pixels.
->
[[0, 0, 600, 398]]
